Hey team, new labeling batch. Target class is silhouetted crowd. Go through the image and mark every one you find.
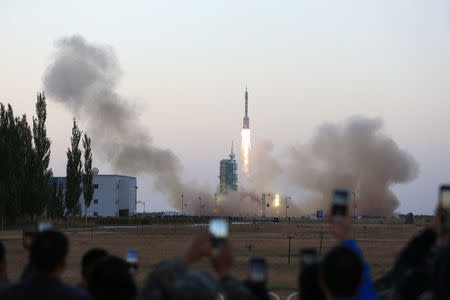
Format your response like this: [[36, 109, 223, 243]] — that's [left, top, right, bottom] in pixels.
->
[[0, 209, 449, 300]]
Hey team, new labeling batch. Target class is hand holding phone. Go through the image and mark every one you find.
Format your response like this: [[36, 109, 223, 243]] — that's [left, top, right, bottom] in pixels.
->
[[299, 247, 318, 269], [209, 218, 228, 253], [126, 249, 139, 274], [331, 189, 352, 241], [439, 185, 450, 235], [332, 189, 348, 219], [249, 258, 267, 282]]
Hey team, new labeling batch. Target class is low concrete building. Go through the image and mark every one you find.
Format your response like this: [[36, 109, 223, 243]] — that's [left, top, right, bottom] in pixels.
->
[[50, 168, 137, 217]]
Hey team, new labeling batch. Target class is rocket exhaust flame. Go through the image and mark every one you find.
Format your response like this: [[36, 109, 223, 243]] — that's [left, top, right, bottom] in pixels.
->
[[241, 128, 251, 176]]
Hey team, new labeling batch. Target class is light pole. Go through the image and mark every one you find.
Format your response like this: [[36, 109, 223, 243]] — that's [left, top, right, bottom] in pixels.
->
[[285, 196, 291, 221], [287, 236, 294, 264], [181, 193, 184, 215], [352, 191, 357, 219]]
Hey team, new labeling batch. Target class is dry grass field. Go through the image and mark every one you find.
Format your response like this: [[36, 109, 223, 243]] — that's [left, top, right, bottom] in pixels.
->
[[0, 220, 426, 298]]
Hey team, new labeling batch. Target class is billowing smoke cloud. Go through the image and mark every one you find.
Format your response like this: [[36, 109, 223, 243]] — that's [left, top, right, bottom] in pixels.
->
[[248, 140, 283, 193], [43, 35, 184, 206], [43, 36, 418, 216], [287, 116, 419, 216]]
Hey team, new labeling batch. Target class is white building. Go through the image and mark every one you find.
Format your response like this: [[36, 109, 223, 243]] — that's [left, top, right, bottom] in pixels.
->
[[51, 168, 137, 217]]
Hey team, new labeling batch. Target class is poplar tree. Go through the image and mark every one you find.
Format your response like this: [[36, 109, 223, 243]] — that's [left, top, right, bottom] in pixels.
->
[[82, 133, 94, 224], [65, 119, 82, 220], [31, 92, 52, 217]]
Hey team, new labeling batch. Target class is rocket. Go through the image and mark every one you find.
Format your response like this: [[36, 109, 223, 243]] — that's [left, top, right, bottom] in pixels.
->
[[243, 87, 249, 129]]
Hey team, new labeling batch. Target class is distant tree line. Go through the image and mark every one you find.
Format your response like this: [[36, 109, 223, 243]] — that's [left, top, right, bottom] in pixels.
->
[[0, 93, 93, 228]]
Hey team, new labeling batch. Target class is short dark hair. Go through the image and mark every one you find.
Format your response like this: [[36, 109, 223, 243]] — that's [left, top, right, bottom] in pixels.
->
[[82, 248, 108, 280], [88, 256, 136, 300], [321, 246, 363, 298], [0, 241, 5, 265], [30, 230, 68, 273]]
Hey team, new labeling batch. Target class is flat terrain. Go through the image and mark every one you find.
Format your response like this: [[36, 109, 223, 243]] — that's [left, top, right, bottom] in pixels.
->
[[0, 220, 425, 298]]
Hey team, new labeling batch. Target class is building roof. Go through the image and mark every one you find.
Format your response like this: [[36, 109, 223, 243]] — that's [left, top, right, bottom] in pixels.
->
[[94, 174, 137, 180], [51, 174, 137, 180]]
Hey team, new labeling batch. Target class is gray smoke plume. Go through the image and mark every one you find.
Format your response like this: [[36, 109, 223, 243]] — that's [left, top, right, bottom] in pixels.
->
[[43, 35, 184, 206], [287, 116, 419, 216]]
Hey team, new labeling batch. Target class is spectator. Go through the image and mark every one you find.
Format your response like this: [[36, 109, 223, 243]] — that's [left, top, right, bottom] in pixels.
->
[[0, 241, 8, 291], [76, 248, 108, 295], [243, 280, 270, 300], [88, 256, 136, 300], [320, 246, 363, 300], [0, 230, 91, 299], [329, 216, 378, 300], [138, 233, 254, 300], [171, 270, 219, 300], [390, 205, 446, 300], [298, 259, 326, 300], [432, 237, 450, 300]]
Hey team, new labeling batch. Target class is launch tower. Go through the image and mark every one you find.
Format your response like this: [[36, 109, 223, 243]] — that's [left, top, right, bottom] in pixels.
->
[[219, 142, 238, 193]]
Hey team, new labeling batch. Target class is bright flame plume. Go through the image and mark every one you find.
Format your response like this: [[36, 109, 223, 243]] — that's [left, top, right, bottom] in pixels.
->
[[241, 129, 251, 176]]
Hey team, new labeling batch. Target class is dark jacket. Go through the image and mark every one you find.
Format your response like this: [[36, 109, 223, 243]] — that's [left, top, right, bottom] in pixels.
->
[[341, 239, 378, 300], [138, 258, 254, 300], [391, 228, 437, 300], [0, 273, 92, 300], [432, 237, 450, 300]]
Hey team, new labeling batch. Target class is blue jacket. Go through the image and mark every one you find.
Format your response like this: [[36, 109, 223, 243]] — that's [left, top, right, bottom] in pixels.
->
[[341, 239, 379, 300]]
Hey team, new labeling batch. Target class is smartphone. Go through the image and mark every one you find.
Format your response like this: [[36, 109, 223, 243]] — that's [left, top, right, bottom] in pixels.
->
[[299, 247, 318, 269], [38, 222, 53, 232], [439, 185, 450, 234], [332, 189, 348, 219], [209, 218, 228, 252], [126, 249, 139, 273], [249, 258, 267, 282]]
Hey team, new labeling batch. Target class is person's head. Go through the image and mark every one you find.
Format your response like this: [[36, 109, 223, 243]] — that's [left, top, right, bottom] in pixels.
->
[[30, 230, 68, 276], [299, 263, 326, 300], [0, 241, 6, 280], [171, 270, 219, 300], [81, 248, 108, 286], [88, 256, 136, 300], [320, 246, 363, 299]]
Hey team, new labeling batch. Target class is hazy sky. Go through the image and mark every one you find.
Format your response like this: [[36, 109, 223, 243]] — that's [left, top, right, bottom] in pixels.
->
[[1, 0, 449, 214]]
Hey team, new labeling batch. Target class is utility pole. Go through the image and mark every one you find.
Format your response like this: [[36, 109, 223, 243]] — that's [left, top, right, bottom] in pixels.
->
[[261, 193, 266, 218], [285, 196, 291, 221], [199, 196, 202, 217], [181, 193, 184, 215], [352, 191, 357, 219], [287, 236, 294, 264]]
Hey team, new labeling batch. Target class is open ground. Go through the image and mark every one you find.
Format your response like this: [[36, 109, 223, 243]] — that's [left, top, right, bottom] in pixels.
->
[[0, 220, 426, 298]]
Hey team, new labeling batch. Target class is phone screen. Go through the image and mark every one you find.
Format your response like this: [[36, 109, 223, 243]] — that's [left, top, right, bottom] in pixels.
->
[[440, 186, 450, 235], [126, 249, 139, 264], [332, 189, 348, 218], [209, 219, 228, 238], [440, 187, 450, 209], [300, 248, 317, 268], [250, 258, 267, 282]]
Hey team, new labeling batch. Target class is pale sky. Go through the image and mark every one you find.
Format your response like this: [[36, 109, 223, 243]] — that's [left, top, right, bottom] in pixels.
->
[[1, 0, 449, 214]]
